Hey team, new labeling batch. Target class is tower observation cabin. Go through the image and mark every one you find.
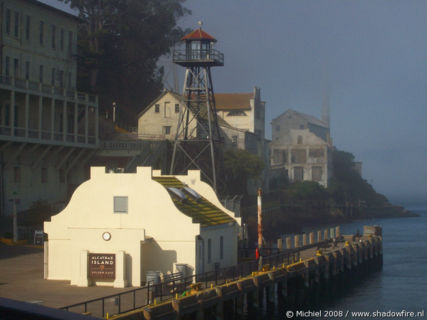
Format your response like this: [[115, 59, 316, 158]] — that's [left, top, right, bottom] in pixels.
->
[[173, 28, 224, 67]]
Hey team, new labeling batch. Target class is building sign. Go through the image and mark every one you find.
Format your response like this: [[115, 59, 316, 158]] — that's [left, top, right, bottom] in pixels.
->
[[88, 254, 115, 279]]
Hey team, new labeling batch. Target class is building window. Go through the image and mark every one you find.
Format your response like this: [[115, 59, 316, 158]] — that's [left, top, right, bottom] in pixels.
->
[[227, 110, 246, 116], [175, 104, 179, 113], [51, 68, 55, 86], [282, 150, 288, 163], [5, 57, 10, 77], [25, 15, 30, 41], [68, 72, 72, 88], [25, 62, 30, 80], [59, 70, 64, 87], [291, 149, 307, 164], [232, 135, 238, 147], [294, 167, 304, 182], [220, 236, 224, 260], [297, 135, 303, 144], [59, 169, 65, 183], [60, 28, 64, 51], [14, 12, 19, 37], [13, 59, 19, 77], [276, 125, 280, 131], [51, 25, 56, 49], [41, 167, 48, 183], [14, 167, 21, 183], [39, 65, 44, 83], [114, 196, 128, 213], [5, 9, 11, 35], [39, 21, 44, 45], [299, 124, 305, 129], [312, 166, 322, 182], [163, 126, 171, 135], [68, 31, 73, 53], [154, 104, 160, 113], [208, 238, 212, 263]]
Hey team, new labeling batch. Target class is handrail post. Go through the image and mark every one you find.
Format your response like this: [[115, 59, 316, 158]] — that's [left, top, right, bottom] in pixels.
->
[[133, 290, 136, 309], [102, 298, 105, 318], [146, 282, 150, 305]]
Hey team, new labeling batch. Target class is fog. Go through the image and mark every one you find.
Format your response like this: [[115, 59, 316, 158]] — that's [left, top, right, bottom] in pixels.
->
[[42, 0, 427, 206]]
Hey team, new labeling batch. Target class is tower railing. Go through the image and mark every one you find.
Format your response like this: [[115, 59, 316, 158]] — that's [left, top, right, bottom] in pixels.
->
[[173, 49, 224, 65]]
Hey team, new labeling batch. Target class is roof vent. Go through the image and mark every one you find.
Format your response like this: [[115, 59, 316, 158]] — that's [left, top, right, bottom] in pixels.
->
[[183, 187, 201, 201], [167, 187, 186, 201]]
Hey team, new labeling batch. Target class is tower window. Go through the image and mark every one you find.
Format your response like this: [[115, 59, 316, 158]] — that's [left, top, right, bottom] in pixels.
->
[[154, 104, 160, 113], [175, 104, 179, 113], [163, 126, 171, 135]]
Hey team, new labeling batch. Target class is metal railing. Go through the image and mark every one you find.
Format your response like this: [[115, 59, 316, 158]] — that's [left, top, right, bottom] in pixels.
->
[[173, 48, 224, 65], [0, 125, 97, 145], [61, 249, 301, 318], [0, 75, 98, 105]]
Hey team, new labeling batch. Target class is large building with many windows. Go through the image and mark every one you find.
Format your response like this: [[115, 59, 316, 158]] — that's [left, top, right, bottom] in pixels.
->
[[270, 109, 332, 187], [0, 0, 99, 215]]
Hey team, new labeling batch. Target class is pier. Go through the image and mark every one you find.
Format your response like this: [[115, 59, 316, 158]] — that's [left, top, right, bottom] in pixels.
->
[[66, 226, 382, 319]]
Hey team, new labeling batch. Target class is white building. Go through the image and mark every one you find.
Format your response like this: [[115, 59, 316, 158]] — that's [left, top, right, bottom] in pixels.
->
[[0, 0, 99, 215], [270, 109, 332, 187], [44, 166, 240, 287], [137, 89, 260, 153]]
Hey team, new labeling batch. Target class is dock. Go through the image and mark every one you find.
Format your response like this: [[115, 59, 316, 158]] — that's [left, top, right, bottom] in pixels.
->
[[98, 226, 383, 320]]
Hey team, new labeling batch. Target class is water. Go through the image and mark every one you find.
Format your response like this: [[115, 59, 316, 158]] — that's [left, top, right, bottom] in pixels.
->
[[330, 208, 427, 316], [244, 208, 427, 319]]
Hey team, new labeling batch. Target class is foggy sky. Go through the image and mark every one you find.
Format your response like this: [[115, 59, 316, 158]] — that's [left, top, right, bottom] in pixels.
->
[[41, 0, 427, 206]]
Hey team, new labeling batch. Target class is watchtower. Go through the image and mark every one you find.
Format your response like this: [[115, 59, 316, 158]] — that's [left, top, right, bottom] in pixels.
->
[[170, 24, 224, 192]]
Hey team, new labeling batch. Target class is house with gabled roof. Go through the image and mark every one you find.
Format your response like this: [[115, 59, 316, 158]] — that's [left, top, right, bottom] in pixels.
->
[[44, 166, 240, 287], [270, 109, 333, 187]]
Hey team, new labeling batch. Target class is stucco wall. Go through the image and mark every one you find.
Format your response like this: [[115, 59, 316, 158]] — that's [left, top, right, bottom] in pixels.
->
[[45, 167, 239, 287], [138, 93, 194, 140]]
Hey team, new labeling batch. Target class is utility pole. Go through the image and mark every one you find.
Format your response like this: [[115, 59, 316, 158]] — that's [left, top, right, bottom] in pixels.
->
[[257, 188, 263, 270]]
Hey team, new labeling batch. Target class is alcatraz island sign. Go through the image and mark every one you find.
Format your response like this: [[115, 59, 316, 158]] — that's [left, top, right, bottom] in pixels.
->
[[88, 253, 115, 279]]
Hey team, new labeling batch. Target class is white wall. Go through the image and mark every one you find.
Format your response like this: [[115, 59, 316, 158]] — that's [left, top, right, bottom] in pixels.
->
[[45, 167, 239, 287]]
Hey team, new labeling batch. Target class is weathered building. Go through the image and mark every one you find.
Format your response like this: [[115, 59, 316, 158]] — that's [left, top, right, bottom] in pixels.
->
[[137, 90, 260, 154], [137, 88, 271, 193], [270, 109, 332, 187], [0, 0, 99, 215], [44, 167, 240, 287]]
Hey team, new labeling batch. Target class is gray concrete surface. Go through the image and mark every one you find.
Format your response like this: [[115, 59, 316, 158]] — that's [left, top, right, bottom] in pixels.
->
[[0, 244, 135, 309]]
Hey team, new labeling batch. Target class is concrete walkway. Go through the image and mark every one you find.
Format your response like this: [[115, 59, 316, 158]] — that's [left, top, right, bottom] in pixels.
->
[[0, 244, 134, 309]]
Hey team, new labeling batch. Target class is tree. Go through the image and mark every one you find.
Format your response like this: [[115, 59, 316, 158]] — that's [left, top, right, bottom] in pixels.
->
[[58, 0, 190, 125], [329, 149, 388, 207], [223, 149, 265, 195]]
